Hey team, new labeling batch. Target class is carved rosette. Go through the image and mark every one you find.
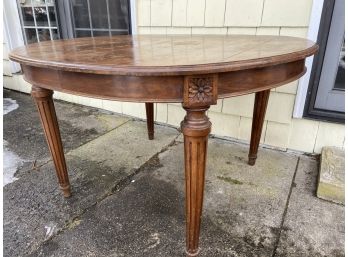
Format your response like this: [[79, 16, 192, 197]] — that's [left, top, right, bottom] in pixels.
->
[[183, 75, 218, 108]]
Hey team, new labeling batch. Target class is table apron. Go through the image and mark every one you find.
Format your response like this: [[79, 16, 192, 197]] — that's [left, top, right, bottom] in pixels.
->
[[22, 59, 305, 103]]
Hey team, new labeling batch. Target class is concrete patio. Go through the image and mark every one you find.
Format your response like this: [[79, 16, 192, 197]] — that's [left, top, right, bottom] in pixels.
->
[[3, 89, 344, 257]]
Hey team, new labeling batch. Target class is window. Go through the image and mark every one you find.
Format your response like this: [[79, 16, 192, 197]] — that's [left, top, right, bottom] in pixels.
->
[[16, 0, 131, 44], [17, 0, 60, 44], [70, 0, 130, 37], [304, 0, 345, 123]]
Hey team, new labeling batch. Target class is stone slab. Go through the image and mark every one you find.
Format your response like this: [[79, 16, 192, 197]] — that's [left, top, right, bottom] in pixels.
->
[[275, 156, 345, 257], [317, 146, 345, 204]]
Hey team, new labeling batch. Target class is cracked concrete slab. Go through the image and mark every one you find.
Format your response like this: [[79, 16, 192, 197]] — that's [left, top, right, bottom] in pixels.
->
[[3, 89, 130, 176], [26, 138, 299, 257], [151, 139, 299, 256], [4, 118, 179, 256], [274, 156, 344, 257], [3, 90, 344, 257]]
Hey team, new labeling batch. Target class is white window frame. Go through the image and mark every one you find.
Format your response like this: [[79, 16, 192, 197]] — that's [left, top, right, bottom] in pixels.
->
[[293, 0, 324, 118]]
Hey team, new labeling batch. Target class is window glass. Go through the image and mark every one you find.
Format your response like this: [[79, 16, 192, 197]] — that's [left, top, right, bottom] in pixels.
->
[[71, 0, 91, 29], [51, 29, 59, 40], [34, 6, 49, 26], [21, 7, 35, 26], [109, 0, 129, 30], [89, 0, 108, 29], [24, 28, 37, 43], [48, 6, 57, 26], [38, 28, 51, 41]]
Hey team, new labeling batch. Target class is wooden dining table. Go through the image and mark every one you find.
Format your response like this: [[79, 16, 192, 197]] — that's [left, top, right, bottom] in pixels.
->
[[9, 35, 317, 256]]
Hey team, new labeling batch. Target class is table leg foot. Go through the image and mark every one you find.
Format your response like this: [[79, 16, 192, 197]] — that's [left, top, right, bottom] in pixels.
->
[[31, 86, 71, 198], [145, 103, 154, 140], [248, 156, 257, 166], [181, 106, 210, 257], [248, 90, 270, 166], [60, 184, 71, 198], [185, 248, 200, 256]]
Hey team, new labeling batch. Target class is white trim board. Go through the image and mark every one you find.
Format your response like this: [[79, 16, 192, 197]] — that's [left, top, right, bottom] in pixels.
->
[[293, 0, 324, 118], [3, 0, 24, 73], [130, 0, 137, 34]]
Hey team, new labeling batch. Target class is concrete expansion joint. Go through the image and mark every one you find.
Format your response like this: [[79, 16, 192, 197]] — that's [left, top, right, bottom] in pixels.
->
[[271, 157, 300, 257], [29, 206, 91, 256]]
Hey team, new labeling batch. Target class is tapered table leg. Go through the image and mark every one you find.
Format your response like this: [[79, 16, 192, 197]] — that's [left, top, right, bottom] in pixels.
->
[[145, 103, 154, 140], [31, 86, 71, 197], [248, 90, 270, 166], [181, 106, 211, 257]]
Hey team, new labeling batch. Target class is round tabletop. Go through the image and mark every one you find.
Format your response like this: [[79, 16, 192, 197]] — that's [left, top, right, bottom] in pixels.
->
[[10, 35, 317, 76], [9, 35, 318, 103]]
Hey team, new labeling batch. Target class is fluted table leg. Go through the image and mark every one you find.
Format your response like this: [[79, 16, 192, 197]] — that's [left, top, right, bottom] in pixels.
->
[[248, 90, 270, 166], [181, 106, 211, 257], [145, 103, 154, 140], [180, 74, 217, 256], [31, 86, 71, 197]]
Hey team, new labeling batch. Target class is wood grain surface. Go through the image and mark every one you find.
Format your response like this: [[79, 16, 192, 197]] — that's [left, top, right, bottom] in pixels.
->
[[10, 35, 317, 76], [20, 59, 305, 103]]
